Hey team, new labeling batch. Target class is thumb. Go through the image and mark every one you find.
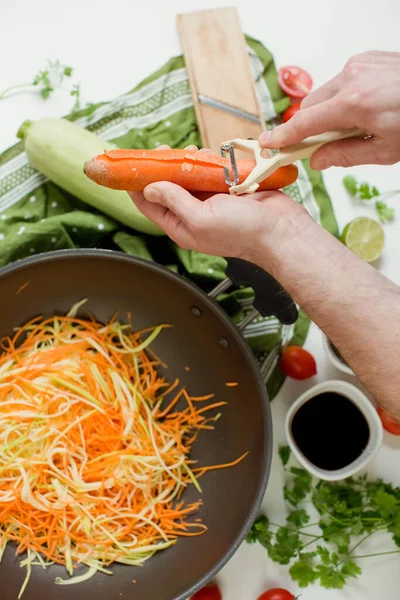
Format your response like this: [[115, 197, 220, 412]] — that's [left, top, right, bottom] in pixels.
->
[[310, 137, 391, 170], [144, 182, 201, 223]]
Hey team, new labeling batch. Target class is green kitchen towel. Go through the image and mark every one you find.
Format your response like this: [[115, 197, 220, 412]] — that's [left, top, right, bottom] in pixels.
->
[[0, 36, 338, 399]]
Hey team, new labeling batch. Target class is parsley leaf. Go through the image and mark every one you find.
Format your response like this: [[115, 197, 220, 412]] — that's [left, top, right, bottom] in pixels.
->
[[373, 489, 399, 519], [290, 553, 317, 587], [341, 561, 362, 578], [287, 509, 310, 529], [359, 182, 374, 200], [268, 527, 302, 565], [343, 175, 358, 196], [248, 468, 400, 590], [279, 445, 291, 466], [342, 174, 396, 223], [284, 467, 312, 507], [0, 59, 74, 102], [71, 83, 81, 112], [32, 59, 73, 101], [246, 515, 272, 548], [376, 200, 395, 223]]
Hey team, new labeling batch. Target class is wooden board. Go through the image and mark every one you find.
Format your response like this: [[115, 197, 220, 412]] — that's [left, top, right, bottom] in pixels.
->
[[177, 7, 265, 154]]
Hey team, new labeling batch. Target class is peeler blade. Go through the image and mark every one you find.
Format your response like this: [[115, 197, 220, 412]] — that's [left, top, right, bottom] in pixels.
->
[[220, 143, 239, 187]]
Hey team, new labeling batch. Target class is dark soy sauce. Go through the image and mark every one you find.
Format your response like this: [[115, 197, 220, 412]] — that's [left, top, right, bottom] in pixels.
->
[[291, 392, 370, 471]]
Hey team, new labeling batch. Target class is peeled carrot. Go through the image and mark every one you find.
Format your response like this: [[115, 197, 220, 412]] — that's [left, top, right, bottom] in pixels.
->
[[84, 148, 298, 192]]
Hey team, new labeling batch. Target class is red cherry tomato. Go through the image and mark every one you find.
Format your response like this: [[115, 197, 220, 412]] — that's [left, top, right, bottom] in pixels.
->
[[258, 588, 295, 600], [279, 346, 317, 380], [282, 102, 302, 123], [278, 66, 313, 99], [191, 584, 222, 600], [377, 407, 400, 435]]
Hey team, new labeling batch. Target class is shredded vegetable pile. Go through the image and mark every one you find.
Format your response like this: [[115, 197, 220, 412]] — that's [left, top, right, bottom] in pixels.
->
[[0, 301, 244, 596]]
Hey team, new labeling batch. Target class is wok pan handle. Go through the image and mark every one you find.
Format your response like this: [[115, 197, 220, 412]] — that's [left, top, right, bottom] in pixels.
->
[[210, 258, 298, 325]]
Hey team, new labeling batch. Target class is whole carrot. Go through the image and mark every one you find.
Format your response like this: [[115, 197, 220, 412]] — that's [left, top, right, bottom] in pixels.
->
[[84, 148, 298, 192]]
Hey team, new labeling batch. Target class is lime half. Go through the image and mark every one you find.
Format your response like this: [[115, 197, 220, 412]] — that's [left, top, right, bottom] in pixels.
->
[[341, 217, 385, 263]]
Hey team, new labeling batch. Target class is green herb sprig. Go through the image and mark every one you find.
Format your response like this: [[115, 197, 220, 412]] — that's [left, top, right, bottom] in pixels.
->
[[0, 60, 95, 117], [0, 60, 73, 101], [247, 446, 400, 590], [343, 175, 397, 223]]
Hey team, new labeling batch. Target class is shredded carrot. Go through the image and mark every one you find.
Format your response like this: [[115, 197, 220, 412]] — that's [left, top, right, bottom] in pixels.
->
[[225, 382, 239, 388], [16, 282, 29, 295], [0, 300, 247, 595]]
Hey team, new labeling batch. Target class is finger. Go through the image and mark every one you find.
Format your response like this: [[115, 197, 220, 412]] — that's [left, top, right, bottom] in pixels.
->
[[129, 191, 193, 245], [259, 94, 356, 148], [184, 145, 198, 151], [156, 144, 171, 150], [143, 182, 203, 224], [310, 137, 392, 170], [199, 147, 213, 152], [129, 191, 171, 224], [301, 74, 341, 109]]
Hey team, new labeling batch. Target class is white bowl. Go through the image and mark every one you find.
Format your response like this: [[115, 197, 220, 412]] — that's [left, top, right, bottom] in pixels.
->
[[285, 380, 383, 481], [322, 334, 355, 376]]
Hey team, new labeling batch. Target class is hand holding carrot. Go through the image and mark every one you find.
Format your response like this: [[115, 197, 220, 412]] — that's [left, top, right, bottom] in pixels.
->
[[127, 146, 309, 262]]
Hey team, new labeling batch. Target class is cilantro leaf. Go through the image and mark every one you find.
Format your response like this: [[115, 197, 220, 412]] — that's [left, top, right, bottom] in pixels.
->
[[343, 175, 358, 196], [373, 489, 398, 519], [268, 526, 302, 565], [250, 472, 400, 592], [359, 182, 374, 200], [246, 515, 272, 548], [279, 445, 291, 466], [317, 564, 347, 589], [31, 59, 74, 101], [341, 561, 362, 579], [40, 86, 53, 100], [71, 83, 81, 112], [372, 186, 380, 197], [317, 545, 331, 565], [287, 509, 310, 529], [290, 553, 317, 587], [284, 467, 312, 507], [376, 200, 395, 223]]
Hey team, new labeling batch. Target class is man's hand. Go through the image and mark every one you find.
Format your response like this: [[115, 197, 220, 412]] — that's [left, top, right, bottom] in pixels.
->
[[129, 147, 310, 264], [260, 51, 400, 170]]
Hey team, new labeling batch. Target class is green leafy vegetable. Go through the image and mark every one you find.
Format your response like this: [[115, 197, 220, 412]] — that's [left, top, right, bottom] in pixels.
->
[[284, 467, 312, 506], [279, 445, 291, 466], [290, 553, 317, 587], [268, 527, 303, 565], [343, 175, 358, 197], [32, 60, 73, 99], [0, 60, 73, 101], [376, 201, 395, 223], [247, 449, 400, 590], [342, 175, 397, 223], [246, 515, 272, 548], [287, 509, 310, 528], [71, 83, 81, 112]]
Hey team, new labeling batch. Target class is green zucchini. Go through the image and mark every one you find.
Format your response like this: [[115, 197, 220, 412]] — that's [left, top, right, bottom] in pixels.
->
[[17, 118, 163, 236]]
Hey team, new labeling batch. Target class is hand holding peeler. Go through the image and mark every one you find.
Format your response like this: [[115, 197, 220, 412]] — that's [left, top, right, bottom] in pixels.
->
[[221, 128, 365, 195]]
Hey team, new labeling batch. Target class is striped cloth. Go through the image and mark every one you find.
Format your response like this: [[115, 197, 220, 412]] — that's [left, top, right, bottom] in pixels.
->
[[0, 36, 338, 399]]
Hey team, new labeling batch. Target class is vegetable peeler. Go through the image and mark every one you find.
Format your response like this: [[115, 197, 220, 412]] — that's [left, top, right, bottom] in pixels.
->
[[221, 128, 365, 195]]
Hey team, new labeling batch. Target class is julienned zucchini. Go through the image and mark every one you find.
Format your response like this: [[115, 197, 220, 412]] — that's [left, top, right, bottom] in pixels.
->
[[17, 118, 163, 236]]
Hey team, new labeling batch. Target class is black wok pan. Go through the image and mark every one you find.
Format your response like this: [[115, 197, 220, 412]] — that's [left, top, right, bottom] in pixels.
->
[[0, 250, 297, 600]]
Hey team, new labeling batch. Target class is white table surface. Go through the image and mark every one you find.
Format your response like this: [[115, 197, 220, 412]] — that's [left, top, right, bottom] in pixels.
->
[[1, 1, 400, 598]]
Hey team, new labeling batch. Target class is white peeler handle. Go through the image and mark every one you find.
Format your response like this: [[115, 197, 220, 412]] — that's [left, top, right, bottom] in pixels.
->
[[225, 128, 365, 195]]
